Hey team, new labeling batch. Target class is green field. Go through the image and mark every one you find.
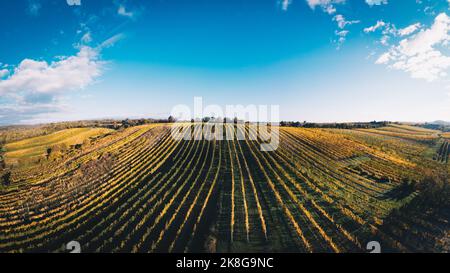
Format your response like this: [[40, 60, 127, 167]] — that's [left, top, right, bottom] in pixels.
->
[[3, 128, 113, 165]]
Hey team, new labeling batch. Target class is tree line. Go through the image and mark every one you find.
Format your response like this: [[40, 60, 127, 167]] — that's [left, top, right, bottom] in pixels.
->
[[279, 121, 390, 129]]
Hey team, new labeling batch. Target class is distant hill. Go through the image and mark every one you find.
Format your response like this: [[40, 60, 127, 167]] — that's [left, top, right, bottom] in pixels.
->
[[430, 120, 450, 126], [420, 121, 450, 132]]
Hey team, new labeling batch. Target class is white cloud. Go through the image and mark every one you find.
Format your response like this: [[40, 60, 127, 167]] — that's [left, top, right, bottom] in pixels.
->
[[365, 0, 388, 6], [305, 1, 358, 48], [376, 13, 450, 82], [118, 4, 134, 18], [81, 32, 92, 44], [336, 30, 349, 36], [335, 30, 349, 44], [0, 31, 124, 124], [0, 69, 9, 78], [66, 0, 81, 6], [332, 14, 359, 47], [281, 0, 292, 11], [380, 35, 390, 45], [305, 0, 345, 14], [364, 20, 386, 33], [365, 21, 422, 46], [398, 23, 422, 36], [333, 14, 360, 29], [0, 46, 103, 98], [375, 52, 391, 64]]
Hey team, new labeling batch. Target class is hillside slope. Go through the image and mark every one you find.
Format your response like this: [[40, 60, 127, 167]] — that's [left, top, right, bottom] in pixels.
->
[[0, 124, 447, 253]]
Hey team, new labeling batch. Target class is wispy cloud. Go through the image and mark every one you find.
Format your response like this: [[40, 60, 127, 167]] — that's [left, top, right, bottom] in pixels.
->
[[66, 0, 81, 6], [364, 20, 386, 33], [305, 1, 358, 48], [364, 21, 422, 46], [365, 0, 388, 6], [280, 0, 292, 11], [118, 4, 134, 18], [99, 33, 126, 49], [305, 0, 345, 14], [27, 0, 41, 16], [333, 14, 359, 48], [81, 32, 92, 44], [333, 14, 359, 29], [335, 29, 349, 45]]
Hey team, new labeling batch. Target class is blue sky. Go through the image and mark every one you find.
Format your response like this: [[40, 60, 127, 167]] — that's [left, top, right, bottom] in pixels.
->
[[0, 0, 450, 124]]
